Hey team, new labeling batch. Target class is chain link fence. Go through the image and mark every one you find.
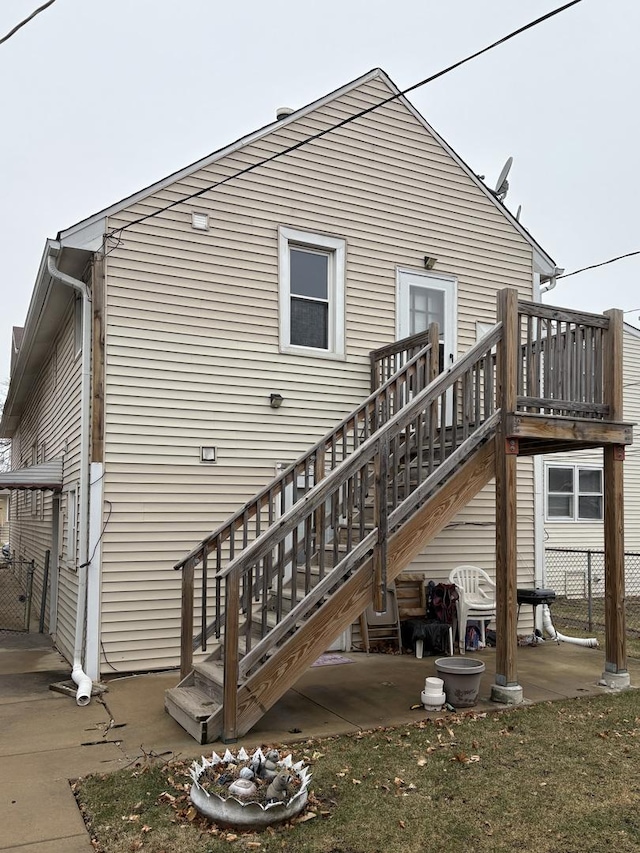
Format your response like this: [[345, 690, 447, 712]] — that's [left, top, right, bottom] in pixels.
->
[[0, 552, 36, 632], [545, 548, 640, 641]]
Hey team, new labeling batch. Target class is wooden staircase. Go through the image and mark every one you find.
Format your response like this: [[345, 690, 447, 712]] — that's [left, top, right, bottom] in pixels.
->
[[166, 291, 632, 743]]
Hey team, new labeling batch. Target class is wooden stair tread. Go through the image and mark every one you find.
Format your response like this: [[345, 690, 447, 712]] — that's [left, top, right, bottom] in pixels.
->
[[165, 685, 219, 721], [193, 659, 224, 684]]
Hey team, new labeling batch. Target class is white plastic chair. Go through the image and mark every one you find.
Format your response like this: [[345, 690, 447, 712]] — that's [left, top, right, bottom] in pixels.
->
[[449, 565, 497, 654]]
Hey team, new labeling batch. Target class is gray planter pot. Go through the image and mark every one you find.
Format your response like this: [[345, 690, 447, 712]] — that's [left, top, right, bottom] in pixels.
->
[[435, 656, 486, 708]]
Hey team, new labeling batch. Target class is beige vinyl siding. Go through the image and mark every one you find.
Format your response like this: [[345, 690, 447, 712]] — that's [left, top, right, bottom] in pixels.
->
[[100, 73, 536, 671], [543, 327, 640, 561], [7, 300, 82, 659]]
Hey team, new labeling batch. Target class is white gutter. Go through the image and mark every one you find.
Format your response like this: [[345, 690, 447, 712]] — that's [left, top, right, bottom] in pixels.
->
[[540, 267, 565, 295], [47, 247, 93, 706]]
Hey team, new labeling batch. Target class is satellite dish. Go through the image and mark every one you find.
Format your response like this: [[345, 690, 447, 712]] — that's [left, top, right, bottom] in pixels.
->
[[495, 156, 513, 201], [515, 204, 522, 221]]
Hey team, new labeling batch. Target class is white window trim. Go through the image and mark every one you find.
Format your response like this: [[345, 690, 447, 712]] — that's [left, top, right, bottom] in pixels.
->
[[66, 485, 78, 569], [278, 226, 346, 359], [545, 462, 604, 523]]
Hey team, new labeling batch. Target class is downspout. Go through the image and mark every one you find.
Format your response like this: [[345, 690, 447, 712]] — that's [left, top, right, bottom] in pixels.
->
[[47, 246, 93, 706]]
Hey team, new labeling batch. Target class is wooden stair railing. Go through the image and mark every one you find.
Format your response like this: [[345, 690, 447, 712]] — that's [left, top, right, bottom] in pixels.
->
[[175, 324, 439, 677], [215, 323, 502, 738]]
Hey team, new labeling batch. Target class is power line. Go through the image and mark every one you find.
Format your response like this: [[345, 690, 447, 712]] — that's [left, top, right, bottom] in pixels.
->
[[106, 0, 583, 242], [557, 250, 640, 280], [0, 0, 56, 47]]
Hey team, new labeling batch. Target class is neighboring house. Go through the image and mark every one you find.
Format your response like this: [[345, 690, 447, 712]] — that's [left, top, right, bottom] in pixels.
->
[[1, 68, 595, 705], [543, 324, 640, 591]]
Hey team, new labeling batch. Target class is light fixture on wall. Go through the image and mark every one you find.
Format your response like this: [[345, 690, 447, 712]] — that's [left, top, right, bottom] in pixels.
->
[[270, 393, 284, 409], [424, 256, 437, 270], [200, 446, 217, 463]]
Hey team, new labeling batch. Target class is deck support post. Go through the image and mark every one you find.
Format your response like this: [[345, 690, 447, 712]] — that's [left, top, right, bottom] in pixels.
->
[[492, 288, 523, 704], [601, 308, 629, 688]]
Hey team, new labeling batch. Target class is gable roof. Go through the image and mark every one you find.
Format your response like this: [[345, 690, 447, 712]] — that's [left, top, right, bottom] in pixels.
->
[[58, 68, 556, 274]]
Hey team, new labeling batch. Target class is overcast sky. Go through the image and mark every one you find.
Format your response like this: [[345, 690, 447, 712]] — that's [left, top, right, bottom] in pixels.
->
[[1, 0, 638, 384]]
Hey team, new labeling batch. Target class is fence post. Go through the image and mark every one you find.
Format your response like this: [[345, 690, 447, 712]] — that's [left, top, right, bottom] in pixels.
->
[[39, 550, 50, 633], [24, 560, 35, 631], [587, 550, 593, 632]]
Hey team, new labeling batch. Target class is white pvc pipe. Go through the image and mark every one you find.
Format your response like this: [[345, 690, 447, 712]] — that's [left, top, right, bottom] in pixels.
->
[[47, 248, 93, 705], [72, 664, 92, 706], [542, 604, 599, 648]]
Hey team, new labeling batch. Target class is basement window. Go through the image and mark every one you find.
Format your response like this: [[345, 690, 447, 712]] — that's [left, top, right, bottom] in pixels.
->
[[546, 464, 603, 522], [278, 226, 345, 358]]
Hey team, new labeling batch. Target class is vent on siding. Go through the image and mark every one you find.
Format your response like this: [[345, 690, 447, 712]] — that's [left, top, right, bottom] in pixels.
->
[[191, 212, 209, 231]]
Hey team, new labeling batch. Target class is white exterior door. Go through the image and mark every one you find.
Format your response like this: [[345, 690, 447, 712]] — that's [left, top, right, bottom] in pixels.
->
[[397, 269, 457, 422], [397, 269, 456, 364]]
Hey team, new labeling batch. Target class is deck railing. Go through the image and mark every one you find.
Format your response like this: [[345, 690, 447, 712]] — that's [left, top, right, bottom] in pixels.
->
[[516, 301, 609, 418], [175, 323, 440, 674]]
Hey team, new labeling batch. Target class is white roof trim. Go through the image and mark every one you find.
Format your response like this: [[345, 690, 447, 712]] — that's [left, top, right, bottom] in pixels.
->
[[59, 69, 384, 245], [623, 322, 640, 340], [58, 68, 556, 269]]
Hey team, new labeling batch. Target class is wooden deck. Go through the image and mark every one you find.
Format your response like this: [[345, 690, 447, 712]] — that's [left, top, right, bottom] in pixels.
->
[[166, 288, 632, 743]]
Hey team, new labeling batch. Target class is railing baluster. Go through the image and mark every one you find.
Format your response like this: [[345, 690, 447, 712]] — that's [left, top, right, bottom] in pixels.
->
[[330, 488, 339, 568], [346, 472, 354, 553], [244, 566, 253, 653], [373, 436, 389, 613], [439, 389, 446, 466], [215, 541, 222, 639], [201, 550, 208, 653], [303, 513, 312, 595], [403, 422, 411, 503], [451, 380, 458, 455]]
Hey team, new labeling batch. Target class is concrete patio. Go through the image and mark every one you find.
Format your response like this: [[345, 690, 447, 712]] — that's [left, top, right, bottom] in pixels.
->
[[1, 630, 638, 851]]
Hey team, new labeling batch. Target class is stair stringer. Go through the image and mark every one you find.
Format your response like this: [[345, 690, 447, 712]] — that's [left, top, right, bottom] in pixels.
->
[[206, 436, 496, 742]]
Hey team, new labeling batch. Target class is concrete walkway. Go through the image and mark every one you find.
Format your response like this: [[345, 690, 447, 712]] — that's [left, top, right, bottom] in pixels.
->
[[1, 631, 638, 852]]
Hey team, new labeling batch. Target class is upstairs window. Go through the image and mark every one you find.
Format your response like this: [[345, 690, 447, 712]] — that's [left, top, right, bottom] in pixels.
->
[[279, 227, 345, 358], [546, 464, 603, 521]]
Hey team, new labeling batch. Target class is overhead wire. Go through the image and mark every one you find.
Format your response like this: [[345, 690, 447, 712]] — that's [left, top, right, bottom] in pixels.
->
[[0, 0, 56, 47], [105, 0, 584, 242], [556, 250, 640, 280]]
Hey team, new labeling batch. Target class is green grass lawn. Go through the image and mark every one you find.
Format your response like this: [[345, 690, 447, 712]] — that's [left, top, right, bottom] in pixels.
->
[[74, 691, 640, 853]]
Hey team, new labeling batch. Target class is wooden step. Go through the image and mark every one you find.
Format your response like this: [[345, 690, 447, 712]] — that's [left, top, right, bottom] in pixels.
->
[[192, 660, 224, 701], [164, 685, 220, 744]]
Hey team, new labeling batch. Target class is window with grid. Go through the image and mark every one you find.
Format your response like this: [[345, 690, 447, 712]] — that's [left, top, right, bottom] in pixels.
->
[[546, 464, 603, 521], [279, 227, 345, 358]]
